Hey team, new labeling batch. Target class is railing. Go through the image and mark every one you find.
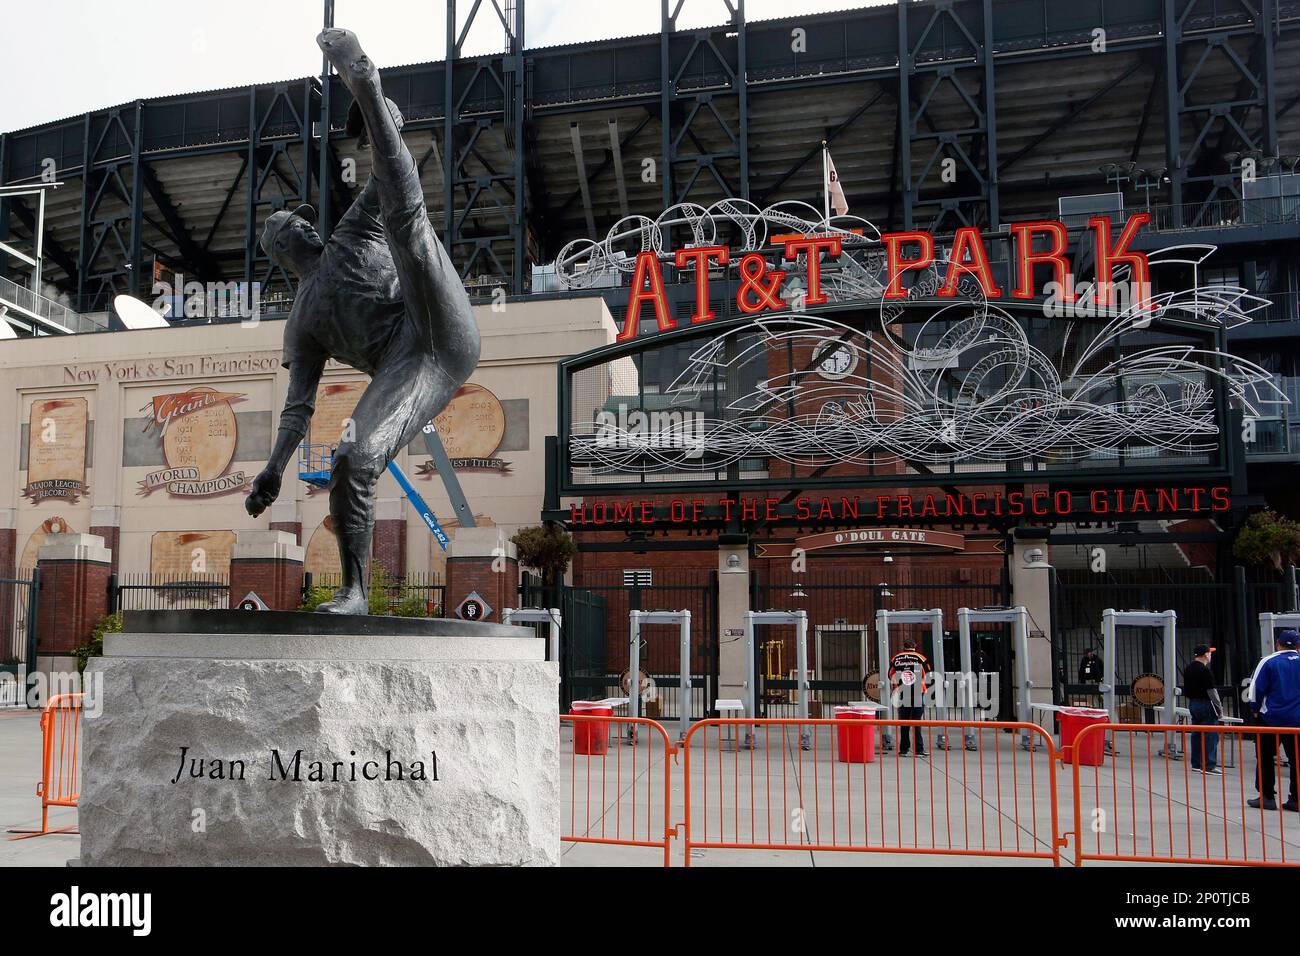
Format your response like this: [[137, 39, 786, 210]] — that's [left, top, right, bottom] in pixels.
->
[[1070, 723, 1300, 867], [1147, 196, 1300, 233], [304, 570, 445, 616], [682, 718, 1062, 866], [111, 572, 230, 611], [6, 693, 83, 840], [0, 274, 107, 334], [561, 714, 677, 866], [562, 715, 1300, 867]]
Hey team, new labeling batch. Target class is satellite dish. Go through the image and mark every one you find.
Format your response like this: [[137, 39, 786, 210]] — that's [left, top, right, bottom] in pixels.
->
[[113, 294, 170, 330]]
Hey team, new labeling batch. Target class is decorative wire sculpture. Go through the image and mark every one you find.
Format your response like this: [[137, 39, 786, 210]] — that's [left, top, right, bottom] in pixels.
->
[[558, 203, 1288, 473]]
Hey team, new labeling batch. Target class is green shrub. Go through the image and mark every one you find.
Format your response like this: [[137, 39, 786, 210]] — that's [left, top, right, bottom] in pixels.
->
[[297, 563, 435, 617], [74, 611, 123, 674], [1234, 509, 1300, 572]]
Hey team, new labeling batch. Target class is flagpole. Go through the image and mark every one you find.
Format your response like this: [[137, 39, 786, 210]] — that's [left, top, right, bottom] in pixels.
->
[[821, 139, 831, 225]]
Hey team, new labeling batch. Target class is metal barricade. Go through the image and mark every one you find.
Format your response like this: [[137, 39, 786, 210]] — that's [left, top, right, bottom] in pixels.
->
[[7, 692, 83, 840], [681, 718, 1061, 866], [1069, 722, 1300, 867], [560, 714, 677, 866]]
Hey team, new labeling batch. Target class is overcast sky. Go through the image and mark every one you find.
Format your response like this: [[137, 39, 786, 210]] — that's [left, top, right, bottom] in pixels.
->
[[0, 0, 881, 133]]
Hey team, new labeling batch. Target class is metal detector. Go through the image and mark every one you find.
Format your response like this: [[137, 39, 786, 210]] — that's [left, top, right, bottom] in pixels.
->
[[875, 608, 945, 751]]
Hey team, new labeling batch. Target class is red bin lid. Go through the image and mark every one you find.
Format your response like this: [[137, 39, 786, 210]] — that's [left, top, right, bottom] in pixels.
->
[[1060, 707, 1108, 718]]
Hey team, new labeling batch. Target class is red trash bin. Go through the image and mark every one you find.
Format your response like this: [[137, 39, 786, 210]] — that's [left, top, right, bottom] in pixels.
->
[[1059, 707, 1108, 766], [571, 701, 614, 755], [834, 706, 877, 764]]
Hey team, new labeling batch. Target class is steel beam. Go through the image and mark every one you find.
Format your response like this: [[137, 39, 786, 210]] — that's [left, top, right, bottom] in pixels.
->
[[318, 0, 335, 241], [897, 0, 998, 231], [444, 0, 527, 295]]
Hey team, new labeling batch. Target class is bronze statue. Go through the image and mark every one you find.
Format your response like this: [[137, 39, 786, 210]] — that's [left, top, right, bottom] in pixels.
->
[[246, 28, 480, 614]]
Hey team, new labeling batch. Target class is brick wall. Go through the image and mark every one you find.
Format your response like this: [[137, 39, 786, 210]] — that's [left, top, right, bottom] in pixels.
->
[[89, 525, 120, 574], [445, 556, 517, 622], [373, 518, 407, 579], [229, 557, 304, 611]]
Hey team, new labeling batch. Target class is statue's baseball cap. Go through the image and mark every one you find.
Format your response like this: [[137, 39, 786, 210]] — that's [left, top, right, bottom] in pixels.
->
[[259, 203, 317, 255], [1278, 630, 1300, 648]]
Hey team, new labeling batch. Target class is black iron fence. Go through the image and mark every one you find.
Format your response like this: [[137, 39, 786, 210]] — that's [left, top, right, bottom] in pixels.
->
[[110, 572, 230, 612], [523, 569, 718, 719], [1052, 565, 1298, 719], [108, 570, 446, 616], [0, 568, 39, 707], [751, 566, 1009, 717], [301, 570, 446, 616]]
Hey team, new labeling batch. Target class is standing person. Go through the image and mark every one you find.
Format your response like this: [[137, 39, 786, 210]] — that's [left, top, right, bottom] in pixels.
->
[[1183, 644, 1222, 775], [1078, 648, 1103, 684], [1247, 630, 1300, 811], [890, 640, 933, 757]]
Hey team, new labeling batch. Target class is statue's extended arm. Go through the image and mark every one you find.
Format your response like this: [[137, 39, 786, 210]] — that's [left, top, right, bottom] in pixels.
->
[[245, 354, 326, 517]]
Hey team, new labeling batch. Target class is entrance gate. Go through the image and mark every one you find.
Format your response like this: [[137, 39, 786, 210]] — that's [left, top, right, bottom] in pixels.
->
[[531, 569, 718, 719], [750, 567, 1007, 720]]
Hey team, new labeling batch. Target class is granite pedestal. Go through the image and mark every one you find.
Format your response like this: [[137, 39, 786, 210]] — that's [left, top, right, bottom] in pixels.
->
[[79, 610, 559, 866]]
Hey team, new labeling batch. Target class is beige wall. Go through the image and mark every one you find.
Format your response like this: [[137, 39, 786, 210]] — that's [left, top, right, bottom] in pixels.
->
[[0, 296, 617, 576]]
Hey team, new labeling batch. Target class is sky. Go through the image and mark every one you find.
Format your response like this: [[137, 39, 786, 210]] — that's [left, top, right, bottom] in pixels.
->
[[0, 0, 882, 133]]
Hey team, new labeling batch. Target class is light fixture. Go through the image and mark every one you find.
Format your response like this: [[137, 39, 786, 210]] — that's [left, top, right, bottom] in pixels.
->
[[882, 552, 894, 564], [791, 579, 807, 598], [1023, 548, 1052, 570], [878, 582, 893, 598]]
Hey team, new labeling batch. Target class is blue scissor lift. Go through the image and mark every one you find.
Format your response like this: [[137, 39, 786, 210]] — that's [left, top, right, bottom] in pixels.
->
[[297, 426, 473, 550]]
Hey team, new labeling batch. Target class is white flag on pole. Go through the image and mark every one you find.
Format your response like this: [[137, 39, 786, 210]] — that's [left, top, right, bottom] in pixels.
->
[[825, 148, 849, 217]]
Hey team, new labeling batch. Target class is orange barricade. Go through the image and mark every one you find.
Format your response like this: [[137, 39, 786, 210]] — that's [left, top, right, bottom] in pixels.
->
[[1068, 722, 1300, 867], [682, 718, 1062, 866], [560, 714, 677, 866], [7, 692, 84, 840]]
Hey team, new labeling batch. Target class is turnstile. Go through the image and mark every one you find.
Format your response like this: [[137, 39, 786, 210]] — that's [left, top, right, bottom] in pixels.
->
[[1101, 608, 1179, 758], [628, 609, 692, 742], [744, 610, 810, 749], [956, 606, 1035, 751]]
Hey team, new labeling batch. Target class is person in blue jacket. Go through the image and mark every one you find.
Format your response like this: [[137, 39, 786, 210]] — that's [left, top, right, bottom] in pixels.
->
[[1247, 630, 1300, 811]]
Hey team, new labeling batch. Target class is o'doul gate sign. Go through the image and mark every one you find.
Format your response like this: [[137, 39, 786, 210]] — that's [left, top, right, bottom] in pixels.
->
[[755, 528, 1004, 558]]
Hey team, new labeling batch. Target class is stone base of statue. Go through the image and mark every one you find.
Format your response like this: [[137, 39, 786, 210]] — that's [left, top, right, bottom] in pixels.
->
[[79, 610, 559, 866]]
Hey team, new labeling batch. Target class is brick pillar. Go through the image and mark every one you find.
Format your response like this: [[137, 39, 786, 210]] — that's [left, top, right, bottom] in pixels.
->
[[445, 527, 516, 623], [373, 498, 407, 580], [268, 499, 303, 545], [36, 533, 112, 664], [229, 530, 305, 611]]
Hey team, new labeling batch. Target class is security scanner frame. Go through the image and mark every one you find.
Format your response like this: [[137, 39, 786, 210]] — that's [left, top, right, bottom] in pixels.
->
[[628, 610, 692, 742], [875, 608, 946, 751], [1259, 612, 1300, 663], [744, 610, 810, 749], [502, 607, 562, 668], [956, 606, 1035, 752], [1101, 608, 1179, 758]]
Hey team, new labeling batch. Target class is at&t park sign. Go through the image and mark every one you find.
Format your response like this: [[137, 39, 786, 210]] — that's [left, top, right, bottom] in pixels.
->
[[553, 201, 1285, 504]]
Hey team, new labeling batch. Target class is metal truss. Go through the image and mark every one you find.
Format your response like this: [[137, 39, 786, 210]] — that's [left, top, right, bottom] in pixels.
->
[[897, 0, 999, 232], [1164, 0, 1280, 225], [659, 0, 749, 214], [78, 103, 144, 311], [243, 81, 316, 305], [444, 0, 527, 295]]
